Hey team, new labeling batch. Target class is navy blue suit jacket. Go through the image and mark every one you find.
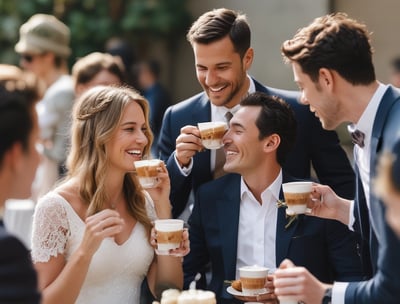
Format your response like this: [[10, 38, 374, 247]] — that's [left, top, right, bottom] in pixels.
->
[[0, 221, 40, 303], [183, 173, 364, 303], [158, 80, 355, 218], [345, 86, 400, 303]]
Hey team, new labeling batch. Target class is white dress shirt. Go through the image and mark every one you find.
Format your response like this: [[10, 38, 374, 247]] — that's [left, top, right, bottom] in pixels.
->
[[235, 170, 282, 279], [332, 83, 388, 304]]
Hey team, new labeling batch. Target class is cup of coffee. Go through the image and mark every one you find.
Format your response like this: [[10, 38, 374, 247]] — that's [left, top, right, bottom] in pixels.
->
[[154, 219, 184, 255], [239, 265, 269, 296], [197, 121, 228, 149], [282, 181, 312, 215], [134, 159, 163, 188]]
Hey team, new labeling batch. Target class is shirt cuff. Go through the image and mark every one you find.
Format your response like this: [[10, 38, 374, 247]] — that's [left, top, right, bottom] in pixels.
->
[[174, 152, 193, 176], [348, 200, 355, 231], [332, 282, 348, 304]]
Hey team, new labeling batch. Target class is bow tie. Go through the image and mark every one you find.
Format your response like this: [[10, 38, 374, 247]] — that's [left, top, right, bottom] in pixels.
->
[[347, 124, 365, 148]]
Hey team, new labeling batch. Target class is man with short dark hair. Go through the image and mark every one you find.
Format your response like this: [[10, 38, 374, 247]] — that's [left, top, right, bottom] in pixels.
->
[[184, 92, 364, 303], [158, 8, 355, 220], [0, 64, 42, 303], [274, 12, 400, 304]]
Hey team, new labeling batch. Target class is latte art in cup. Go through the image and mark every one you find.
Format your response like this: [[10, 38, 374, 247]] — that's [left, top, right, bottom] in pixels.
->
[[282, 181, 312, 215], [197, 121, 228, 149]]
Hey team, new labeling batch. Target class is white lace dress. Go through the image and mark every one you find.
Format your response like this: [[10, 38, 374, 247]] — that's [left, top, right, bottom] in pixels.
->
[[31, 192, 156, 304]]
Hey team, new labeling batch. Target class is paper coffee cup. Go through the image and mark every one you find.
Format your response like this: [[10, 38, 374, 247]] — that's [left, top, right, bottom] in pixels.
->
[[134, 159, 162, 188], [155, 219, 184, 255], [239, 265, 269, 296], [197, 121, 228, 149], [282, 181, 312, 214]]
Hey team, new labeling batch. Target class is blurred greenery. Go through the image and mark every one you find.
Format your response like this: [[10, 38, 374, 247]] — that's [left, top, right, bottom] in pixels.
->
[[0, 0, 192, 67]]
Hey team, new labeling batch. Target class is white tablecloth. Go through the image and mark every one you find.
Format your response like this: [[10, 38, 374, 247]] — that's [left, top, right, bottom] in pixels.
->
[[3, 199, 35, 249]]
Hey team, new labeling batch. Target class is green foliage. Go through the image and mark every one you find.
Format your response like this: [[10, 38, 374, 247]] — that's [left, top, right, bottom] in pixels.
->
[[0, 0, 192, 66]]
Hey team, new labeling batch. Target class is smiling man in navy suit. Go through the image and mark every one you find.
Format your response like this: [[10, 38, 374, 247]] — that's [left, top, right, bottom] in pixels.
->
[[274, 13, 400, 304], [158, 8, 355, 220], [183, 92, 365, 304]]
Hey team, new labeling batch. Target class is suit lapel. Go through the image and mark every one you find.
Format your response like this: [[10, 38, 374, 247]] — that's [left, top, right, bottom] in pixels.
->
[[193, 94, 213, 179], [370, 86, 399, 172], [369, 87, 400, 236], [216, 174, 241, 279], [275, 173, 306, 266], [275, 196, 303, 266]]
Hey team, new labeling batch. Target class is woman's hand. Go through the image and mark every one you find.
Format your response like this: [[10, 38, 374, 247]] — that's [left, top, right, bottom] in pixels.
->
[[169, 228, 190, 257], [146, 161, 172, 218], [150, 227, 190, 257], [79, 209, 124, 257]]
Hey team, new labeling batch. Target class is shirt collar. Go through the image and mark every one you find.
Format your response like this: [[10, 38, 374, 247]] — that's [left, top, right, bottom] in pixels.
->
[[240, 169, 282, 204], [355, 83, 388, 142], [211, 75, 255, 118]]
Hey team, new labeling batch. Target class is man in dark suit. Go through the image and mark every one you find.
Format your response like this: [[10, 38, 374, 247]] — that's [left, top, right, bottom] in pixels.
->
[[184, 92, 365, 304], [274, 13, 400, 304], [374, 139, 400, 238], [158, 8, 355, 219], [0, 65, 42, 303]]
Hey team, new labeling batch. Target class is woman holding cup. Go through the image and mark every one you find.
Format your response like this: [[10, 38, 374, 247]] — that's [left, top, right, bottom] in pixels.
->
[[31, 86, 189, 304]]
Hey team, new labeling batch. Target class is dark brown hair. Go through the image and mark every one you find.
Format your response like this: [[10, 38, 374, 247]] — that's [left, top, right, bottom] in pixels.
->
[[187, 8, 251, 59], [281, 12, 375, 85], [240, 92, 297, 166]]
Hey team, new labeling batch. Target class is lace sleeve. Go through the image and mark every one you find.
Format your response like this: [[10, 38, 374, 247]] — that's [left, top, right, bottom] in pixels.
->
[[31, 194, 70, 263]]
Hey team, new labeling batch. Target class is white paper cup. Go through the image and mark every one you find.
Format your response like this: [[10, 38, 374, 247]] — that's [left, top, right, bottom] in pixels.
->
[[134, 159, 162, 188], [197, 121, 228, 149], [282, 181, 312, 214], [154, 219, 184, 255], [239, 265, 269, 296]]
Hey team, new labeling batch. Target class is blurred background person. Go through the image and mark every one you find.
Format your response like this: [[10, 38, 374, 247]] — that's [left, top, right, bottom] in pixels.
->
[[134, 59, 172, 157], [0, 64, 42, 303], [374, 138, 400, 237], [72, 51, 126, 98], [105, 37, 137, 88], [15, 14, 75, 201], [389, 56, 400, 88]]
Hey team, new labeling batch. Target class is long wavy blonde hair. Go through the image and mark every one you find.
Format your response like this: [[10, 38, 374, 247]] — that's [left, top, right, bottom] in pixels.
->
[[65, 85, 154, 235]]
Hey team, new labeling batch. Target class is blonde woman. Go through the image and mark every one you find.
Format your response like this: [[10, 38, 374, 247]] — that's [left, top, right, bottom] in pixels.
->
[[31, 86, 189, 303]]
